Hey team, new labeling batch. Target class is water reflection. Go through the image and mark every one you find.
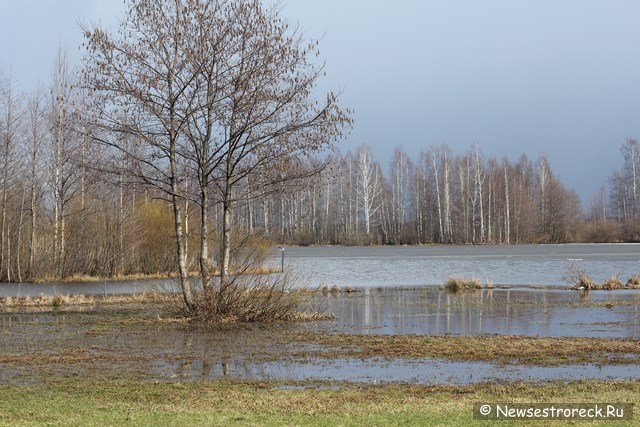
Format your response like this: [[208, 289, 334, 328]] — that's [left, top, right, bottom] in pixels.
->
[[2, 287, 640, 386], [321, 288, 640, 338]]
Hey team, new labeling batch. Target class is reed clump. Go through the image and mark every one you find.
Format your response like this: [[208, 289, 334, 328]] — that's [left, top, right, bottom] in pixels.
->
[[627, 275, 640, 289], [601, 276, 625, 290], [445, 277, 482, 292], [568, 274, 605, 290], [568, 274, 640, 291]]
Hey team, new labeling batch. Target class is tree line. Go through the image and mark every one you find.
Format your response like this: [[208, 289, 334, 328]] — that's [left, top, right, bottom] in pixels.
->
[[235, 145, 583, 246], [600, 138, 640, 242]]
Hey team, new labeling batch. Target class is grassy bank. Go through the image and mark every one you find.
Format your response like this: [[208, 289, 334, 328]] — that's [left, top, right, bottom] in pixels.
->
[[30, 267, 284, 285], [0, 292, 176, 309], [0, 379, 637, 426]]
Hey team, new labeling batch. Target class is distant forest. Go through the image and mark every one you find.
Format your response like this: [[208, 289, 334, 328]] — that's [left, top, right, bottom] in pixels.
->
[[0, 56, 637, 282], [247, 141, 634, 246]]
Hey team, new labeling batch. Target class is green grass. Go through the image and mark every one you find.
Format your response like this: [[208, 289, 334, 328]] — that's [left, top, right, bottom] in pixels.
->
[[0, 379, 638, 426]]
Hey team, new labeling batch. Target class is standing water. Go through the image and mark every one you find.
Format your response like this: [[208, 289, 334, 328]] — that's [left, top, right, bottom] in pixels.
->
[[1, 244, 639, 296]]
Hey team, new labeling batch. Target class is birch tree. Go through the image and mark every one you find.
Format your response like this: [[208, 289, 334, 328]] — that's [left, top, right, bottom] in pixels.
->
[[355, 145, 382, 240], [211, 0, 351, 285], [83, 0, 202, 306]]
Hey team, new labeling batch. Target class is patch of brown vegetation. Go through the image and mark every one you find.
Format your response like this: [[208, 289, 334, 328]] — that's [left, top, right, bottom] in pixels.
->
[[445, 277, 482, 292], [602, 277, 625, 290], [0, 292, 175, 308], [568, 274, 599, 290], [290, 333, 640, 366], [320, 285, 359, 295], [627, 275, 640, 289], [569, 275, 640, 291], [33, 267, 284, 285]]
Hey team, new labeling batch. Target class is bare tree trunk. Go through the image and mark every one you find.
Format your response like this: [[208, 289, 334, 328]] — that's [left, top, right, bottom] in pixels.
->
[[0, 175, 7, 279], [29, 174, 36, 277], [118, 164, 124, 275], [504, 161, 511, 244], [81, 127, 86, 211], [16, 186, 26, 282], [442, 149, 452, 243], [220, 183, 232, 288], [5, 231, 10, 283], [199, 186, 211, 291], [432, 151, 444, 243], [171, 162, 193, 307], [59, 210, 65, 278]]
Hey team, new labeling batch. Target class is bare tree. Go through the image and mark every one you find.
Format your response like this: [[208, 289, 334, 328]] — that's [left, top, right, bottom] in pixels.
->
[[83, 0, 203, 306], [26, 89, 45, 278], [210, 0, 351, 285], [0, 70, 24, 281], [355, 145, 382, 240]]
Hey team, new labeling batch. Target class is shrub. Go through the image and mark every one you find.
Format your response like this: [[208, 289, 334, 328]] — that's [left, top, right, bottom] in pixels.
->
[[51, 295, 63, 308], [446, 277, 481, 293], [627, 275, 640, 289], [564, 262, 599, 290], [602, 277, 624, 290], [181, 273, 322, 323]]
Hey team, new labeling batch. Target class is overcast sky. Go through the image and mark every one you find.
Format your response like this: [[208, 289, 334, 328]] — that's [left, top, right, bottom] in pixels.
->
[[2, 0, 639, 202]]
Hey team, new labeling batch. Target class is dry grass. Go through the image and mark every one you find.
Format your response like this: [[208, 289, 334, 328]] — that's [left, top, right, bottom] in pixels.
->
[[0, 292, 175, 308], [568, 274, 599, 290], [627, 275, 640, 289], [292, 333, 640, 366], [445, 277, 482, 292], [1, 378, 639, 426], [564, 262, 640, 291], [320, 285, 359, 295], [568, 275, 640, 291], [33, 273, 177, 284], [32, 267, 283, 285], [602, 276, 625, 290]]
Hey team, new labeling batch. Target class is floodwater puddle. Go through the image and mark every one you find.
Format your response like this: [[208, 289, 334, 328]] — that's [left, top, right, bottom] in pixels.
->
[[154, 356, 640, 385], [314, 287, 640, 338], [1, 287, 640, 386]]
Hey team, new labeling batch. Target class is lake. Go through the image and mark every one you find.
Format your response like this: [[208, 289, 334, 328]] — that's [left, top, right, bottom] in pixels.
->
[[284, 243, 640, 288], [2, 243, 640, 296]]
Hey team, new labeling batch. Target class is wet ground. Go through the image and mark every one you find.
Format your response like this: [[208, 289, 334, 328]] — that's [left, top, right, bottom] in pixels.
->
[[1, 288, 640, 386]]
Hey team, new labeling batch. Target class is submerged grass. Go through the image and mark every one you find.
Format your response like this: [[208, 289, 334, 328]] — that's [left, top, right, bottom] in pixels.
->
[[0, 292, 175, 309], [291, 333, 640, 366], [0, 379, 638, 426]]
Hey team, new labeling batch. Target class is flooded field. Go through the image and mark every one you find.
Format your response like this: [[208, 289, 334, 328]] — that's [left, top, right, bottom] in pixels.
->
[[285, 243, 640, 288], [320, 287, 640, 338], [1, 244, 639, 387], [2, 243, 640, 297], [2, 288, 640, 386]]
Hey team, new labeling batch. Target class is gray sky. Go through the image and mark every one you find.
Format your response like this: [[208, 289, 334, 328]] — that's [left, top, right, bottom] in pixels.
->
[[2, 1, 639, 202]]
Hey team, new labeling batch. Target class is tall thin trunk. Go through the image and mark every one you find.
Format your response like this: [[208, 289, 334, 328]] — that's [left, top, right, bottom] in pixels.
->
[[59, 209, 65, 278], [504, 163, 511, 244], [118, 164, 124, 275], [200, 186, 211, 291], [16, 187, 26, 282], [432, 152, 444, 243], [220, 185, 232, 288]]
